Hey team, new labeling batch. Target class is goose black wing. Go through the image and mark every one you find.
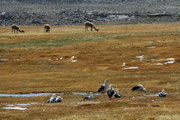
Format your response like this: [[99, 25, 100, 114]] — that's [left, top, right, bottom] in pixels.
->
[[114, 93, 121, 98], [107, 90, 115, 98], [159, 93, 166, 97], [98, 85, 105, 92], [131, 86, 140, 91], [56, 98, 63, 103], [83, 96, 89, 100]]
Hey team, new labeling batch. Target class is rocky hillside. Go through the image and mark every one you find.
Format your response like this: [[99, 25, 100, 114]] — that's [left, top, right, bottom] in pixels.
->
[[0, 0, 164, 4], [0, 0, 180, 25]]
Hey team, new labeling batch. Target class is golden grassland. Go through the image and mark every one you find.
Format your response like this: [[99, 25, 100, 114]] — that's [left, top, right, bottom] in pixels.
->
[[0, 23, 180, 120]]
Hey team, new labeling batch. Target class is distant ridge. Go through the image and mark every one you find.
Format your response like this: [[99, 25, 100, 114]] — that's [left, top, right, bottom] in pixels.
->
[[1, 0, 179, 4], [0, 0, 180, 25]]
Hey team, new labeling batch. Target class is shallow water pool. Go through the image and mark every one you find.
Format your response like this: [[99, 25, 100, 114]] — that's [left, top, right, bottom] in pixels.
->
[[0, 93, 54, 97]]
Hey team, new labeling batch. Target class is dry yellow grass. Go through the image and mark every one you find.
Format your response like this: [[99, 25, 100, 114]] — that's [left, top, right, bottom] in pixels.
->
[[0, 23, 180, 120]]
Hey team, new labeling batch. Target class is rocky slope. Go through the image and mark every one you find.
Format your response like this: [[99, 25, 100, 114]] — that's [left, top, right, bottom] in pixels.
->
[[0, 0, 180, 25]]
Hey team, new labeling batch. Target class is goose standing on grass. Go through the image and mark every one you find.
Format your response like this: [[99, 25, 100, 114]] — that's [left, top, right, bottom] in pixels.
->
[[158, 89, 166, 97], [55, 96, 63, 102], [83, 92, 94, 100], [114, 90, 122, 98], [131, 84, 147, 92], [48, 94, 56, 103], [97, 80, 108, 93], [107, 84, 115, 99]]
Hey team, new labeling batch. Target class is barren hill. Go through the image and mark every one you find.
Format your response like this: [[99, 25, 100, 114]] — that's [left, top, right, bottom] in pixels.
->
[[0, 0, 180, 25]]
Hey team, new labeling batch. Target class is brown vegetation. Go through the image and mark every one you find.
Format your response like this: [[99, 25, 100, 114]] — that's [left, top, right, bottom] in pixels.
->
[[0, 23, 180, 120]]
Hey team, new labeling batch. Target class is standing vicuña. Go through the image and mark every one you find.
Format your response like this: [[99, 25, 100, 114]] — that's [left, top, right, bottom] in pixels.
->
[[44, 24, 51, 32], [12, 25, 25, 33], [84, 21, 99, 32]]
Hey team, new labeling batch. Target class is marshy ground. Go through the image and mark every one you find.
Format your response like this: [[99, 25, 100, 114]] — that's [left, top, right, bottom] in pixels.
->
[[0, 23, 180, 120]]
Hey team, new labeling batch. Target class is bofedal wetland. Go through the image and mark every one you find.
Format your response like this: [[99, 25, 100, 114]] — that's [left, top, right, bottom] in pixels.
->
[[0, 23, 180, 120]]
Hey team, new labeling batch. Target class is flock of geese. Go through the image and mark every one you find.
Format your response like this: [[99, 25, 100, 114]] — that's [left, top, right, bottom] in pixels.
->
[[47, 80, 167, 103]]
